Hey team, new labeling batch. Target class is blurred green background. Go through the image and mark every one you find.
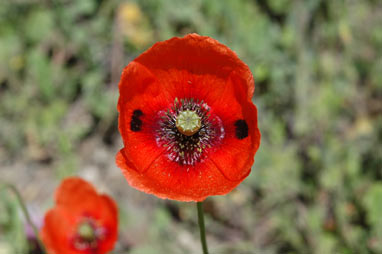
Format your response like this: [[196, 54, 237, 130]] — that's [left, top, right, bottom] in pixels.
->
[[0, 0, 381, 253]]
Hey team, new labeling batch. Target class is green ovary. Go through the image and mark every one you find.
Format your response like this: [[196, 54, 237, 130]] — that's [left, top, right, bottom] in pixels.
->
[[176, 110, 201, 136]]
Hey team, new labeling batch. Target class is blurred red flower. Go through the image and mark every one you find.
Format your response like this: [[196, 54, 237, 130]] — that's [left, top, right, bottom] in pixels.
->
[[116, 33, 260, 201], [40, 177, 118, 254]]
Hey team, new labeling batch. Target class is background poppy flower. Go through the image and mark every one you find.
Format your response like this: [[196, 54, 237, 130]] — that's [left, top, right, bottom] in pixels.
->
[[116, 33, 260, 202], [40, 177, 118, 254]]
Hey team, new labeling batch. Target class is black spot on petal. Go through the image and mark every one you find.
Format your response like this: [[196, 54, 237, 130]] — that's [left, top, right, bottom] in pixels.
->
[[234, 119, 248, 139], [130, 109, 143, 132]]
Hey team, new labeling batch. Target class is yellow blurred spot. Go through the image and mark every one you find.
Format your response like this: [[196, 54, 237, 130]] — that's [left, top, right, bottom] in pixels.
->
[[117, 2, 153, 47], [339, 22, 352, 45], [9, 55, 24, 71], [355, 117, 373, 135], [348, 115, 373, 139], [119, 2, 142, 24]]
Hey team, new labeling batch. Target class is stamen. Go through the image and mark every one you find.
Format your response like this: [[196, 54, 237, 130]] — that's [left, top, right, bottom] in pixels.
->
[[156, 98, 225, 166]]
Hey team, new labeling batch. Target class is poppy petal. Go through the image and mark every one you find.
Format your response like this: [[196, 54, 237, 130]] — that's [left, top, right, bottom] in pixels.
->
[[134, 34, 254, 99], [96, 195, 119, 253], [118, 61, 170, 173], [207, 71, 261, 181], [116, 149, 241, 201], [41, 208, 78, 254], [55, 177, 97, 206], [139, 68, 231, 107]]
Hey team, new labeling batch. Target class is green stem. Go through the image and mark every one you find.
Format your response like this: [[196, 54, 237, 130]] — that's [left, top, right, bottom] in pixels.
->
[[0, 182, 45, 253], [197, 202, 209, 254]]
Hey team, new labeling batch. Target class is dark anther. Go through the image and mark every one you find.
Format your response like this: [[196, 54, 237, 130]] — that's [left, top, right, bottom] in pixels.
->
[[234, 119, 248, 139], [130, 109, 143, 132]]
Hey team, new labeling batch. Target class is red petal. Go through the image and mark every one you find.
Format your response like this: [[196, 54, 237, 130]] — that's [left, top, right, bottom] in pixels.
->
[[118, 61, 170, 173], [116, 149, 242, 201], [135, 34, 254, 99], [94, 195, 119, 253], [40, 208, 77, 254], [55, 177, 97, 206], [208, 71, 261, 181]]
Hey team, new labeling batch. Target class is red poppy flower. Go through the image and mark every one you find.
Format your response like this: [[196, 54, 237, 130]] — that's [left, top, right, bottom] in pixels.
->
[[40, 177, 118, 254], [116, 33, 260, 202]]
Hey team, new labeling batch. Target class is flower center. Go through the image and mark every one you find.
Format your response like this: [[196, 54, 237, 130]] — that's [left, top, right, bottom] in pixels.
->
[[73, 218, 106, 251], [78, 222, 95, 241], [175, 110, 201, 136], [156, 98, 224, 166]]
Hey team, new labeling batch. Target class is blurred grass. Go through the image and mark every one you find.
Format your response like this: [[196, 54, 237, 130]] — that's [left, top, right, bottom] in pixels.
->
[[0, 0, 381, 253]]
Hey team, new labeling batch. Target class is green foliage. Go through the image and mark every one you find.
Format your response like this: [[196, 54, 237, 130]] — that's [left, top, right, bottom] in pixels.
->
[[0, 190, 28, 253], [0, 0, 381, 253]]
